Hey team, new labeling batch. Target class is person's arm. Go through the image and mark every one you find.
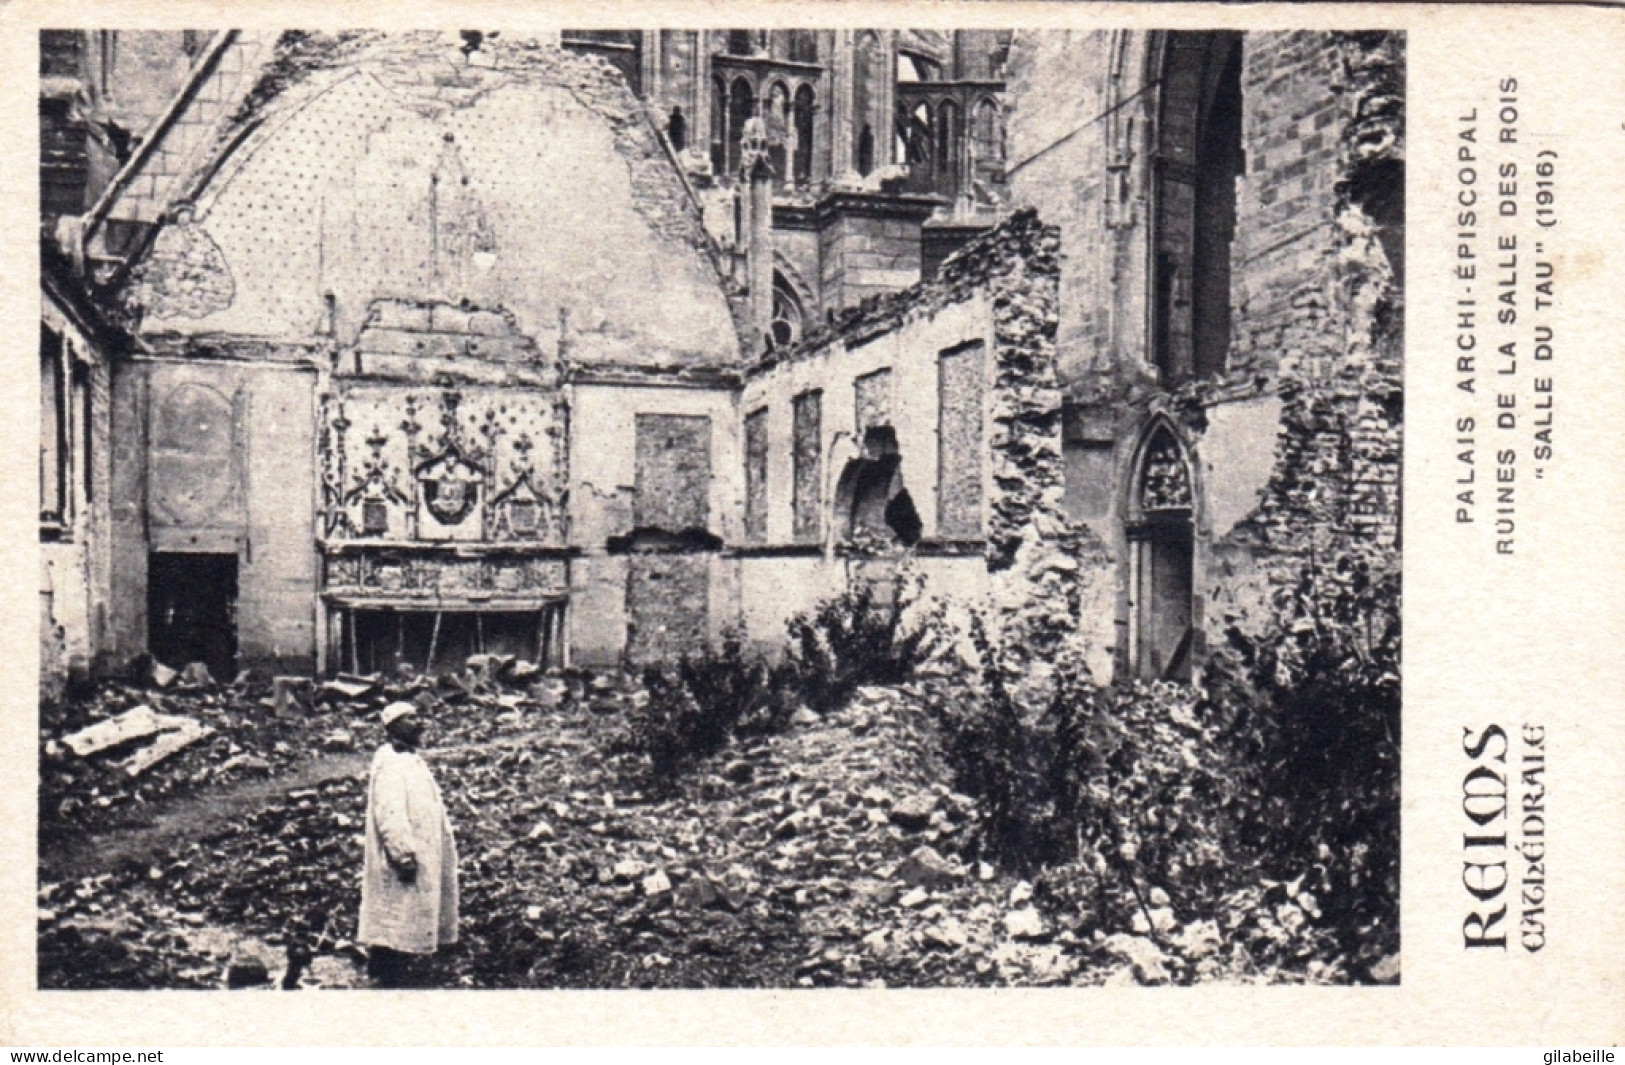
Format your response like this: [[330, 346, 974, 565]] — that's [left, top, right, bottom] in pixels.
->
[[371, 755, 419, 882]]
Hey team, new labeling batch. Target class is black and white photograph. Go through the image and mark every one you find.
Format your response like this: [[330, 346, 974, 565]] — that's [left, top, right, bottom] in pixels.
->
[[36, 26, 1403, 991]]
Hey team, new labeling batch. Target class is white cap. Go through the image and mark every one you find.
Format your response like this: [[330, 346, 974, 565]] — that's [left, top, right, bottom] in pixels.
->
[[380, 701, 418, 727]]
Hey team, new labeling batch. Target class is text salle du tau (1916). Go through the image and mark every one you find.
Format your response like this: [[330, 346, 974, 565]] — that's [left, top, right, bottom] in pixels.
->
[[1449, 78, 1553, 957]]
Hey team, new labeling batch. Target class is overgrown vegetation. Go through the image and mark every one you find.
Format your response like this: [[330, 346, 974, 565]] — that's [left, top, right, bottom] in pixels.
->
[[780, 578, 941, 715], [1210, 535, 1401, 977], [615, 578, 942, 787], [922, 561, 1398, 983]]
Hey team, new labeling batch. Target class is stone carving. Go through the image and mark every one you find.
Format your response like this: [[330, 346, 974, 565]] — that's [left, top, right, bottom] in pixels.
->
[[1139, 429, 1192, 513], [320, 385, 567, 545], [325, 551, 567, 600]]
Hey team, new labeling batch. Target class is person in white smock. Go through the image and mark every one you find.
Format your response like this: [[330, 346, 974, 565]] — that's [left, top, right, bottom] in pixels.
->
[[359, 701, 459, 986]]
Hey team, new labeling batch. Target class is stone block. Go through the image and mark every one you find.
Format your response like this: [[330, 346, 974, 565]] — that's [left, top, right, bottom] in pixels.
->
[[368, 301, 432, 332], [466, 310, 511, 337], [273, 675, 315, 715], [429, 304, 473, 333], [357, 328, 465, 359]]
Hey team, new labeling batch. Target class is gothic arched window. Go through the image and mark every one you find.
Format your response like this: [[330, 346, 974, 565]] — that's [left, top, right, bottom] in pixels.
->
[[936, 99, 962, 199], [857, 125, 875, 177], [968, 97, 1005, 193], [1151, 32, 1245, 386], [766, 81, 791, 180], [727, 76, 756, 175], [787, 30, 817, 64], [710, 76, 727, 173], [770, 272, 804, 350]]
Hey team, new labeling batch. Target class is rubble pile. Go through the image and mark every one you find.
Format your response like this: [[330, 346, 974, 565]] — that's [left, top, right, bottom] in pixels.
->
[[39, 656, 562, 839], [40, 670, 1255, 989]]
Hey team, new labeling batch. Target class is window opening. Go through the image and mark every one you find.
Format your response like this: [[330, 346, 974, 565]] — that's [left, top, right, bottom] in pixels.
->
[[710, 76, 727, 174], [857, 125, 875, 176], [792, 84, 816, 182], [1153, 32, 1244, 385], [899, 102, 933, 179], [40, 326, 66, 525], [787, 30, 817, 64], [666, 107, 687, 152], [936, 99, 962, 199], [770, 272, 803, 350], [76, 361, 92, 504]]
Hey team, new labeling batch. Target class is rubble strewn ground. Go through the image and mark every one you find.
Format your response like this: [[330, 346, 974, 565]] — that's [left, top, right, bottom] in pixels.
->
[[38, 660, 1358, 990]]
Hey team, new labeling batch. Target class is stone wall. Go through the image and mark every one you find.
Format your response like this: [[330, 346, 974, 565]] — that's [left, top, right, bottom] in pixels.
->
[[107, 357, 320, 676], [120, 32, 740, 370], [998, 31, 1404, 682], [568, 381, 739, 666], [736, 210, 1097, 674], [40, 280, 115, 693], [103, 32, 748, 675], [95, 32, 274, 230], [1221, 31, 1405, 609], [815, 193, 937, 312]]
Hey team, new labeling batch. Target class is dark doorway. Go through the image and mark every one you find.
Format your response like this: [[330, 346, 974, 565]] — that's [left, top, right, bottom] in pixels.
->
[[1133, 524, 1194, 681], [343, 607, 564, 676], [148, 552, 237, 680]]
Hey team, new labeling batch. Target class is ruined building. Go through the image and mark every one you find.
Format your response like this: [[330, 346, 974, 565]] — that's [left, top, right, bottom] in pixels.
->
[[39, 29, 1402, 692], [558, 30, 1014, 333], [39, 31, 209, 695]]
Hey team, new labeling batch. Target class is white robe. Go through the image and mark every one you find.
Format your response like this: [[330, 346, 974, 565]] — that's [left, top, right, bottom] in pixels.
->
[[358, 744, 459, 954]]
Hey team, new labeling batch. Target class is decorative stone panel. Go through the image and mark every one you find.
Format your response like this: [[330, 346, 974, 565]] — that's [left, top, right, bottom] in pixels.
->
[[324, 549, 567, 603], [320, 384, 568, 546]]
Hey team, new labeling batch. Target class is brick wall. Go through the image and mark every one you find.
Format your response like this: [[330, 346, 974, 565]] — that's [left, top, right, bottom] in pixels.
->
[[634, 413, 712, 531]]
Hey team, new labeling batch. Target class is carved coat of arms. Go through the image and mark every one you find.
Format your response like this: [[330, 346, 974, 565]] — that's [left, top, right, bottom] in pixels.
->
[[417, 449, 485, 529]]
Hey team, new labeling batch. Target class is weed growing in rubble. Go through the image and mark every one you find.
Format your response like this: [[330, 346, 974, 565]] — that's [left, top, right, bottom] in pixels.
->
[[780, 576, 943, 716], [622, 629, 777, 784], [925, 577, 1399, 982], [1206, 536, 1402, 978], [619, 578, 944, 787]]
